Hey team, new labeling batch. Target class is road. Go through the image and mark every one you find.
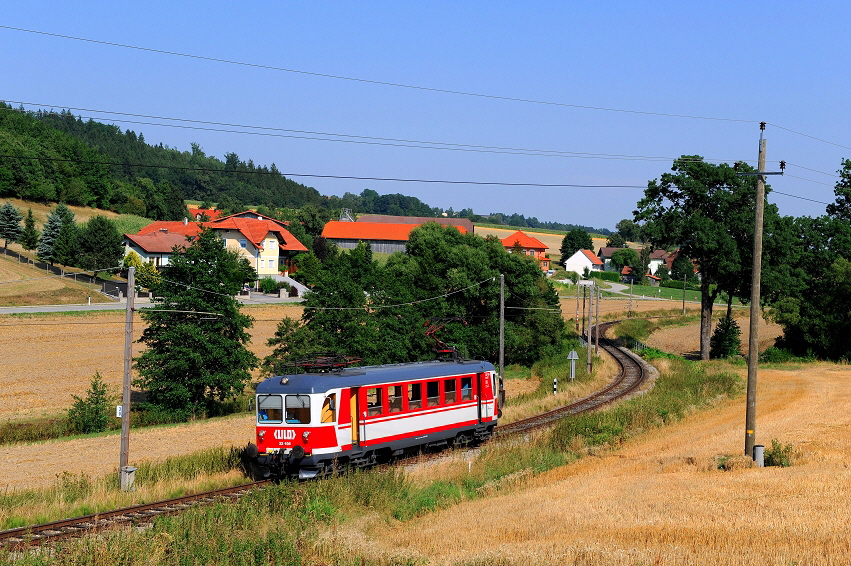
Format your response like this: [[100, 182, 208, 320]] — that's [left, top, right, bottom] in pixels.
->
[[0, 294, 304, 315]]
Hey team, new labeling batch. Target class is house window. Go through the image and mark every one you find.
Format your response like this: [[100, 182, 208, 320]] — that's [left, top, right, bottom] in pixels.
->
[[268, 258, 276, 269], [260, 259, 265, 268], [268, 239, 275, 248], [239, 239, 247, 249]]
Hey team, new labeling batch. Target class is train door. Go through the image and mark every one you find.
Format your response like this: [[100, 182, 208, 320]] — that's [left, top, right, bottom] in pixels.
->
[[476, 373, 483, 423], [350, 387, 360, 447]]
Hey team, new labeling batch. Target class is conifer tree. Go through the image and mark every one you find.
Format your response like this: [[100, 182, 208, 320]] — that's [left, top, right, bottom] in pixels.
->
[[0, 202, 23, 249], [38, 207, 64, 264], [20, 209, 40, 250]]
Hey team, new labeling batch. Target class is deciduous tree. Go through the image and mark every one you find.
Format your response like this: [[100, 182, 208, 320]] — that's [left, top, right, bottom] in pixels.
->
[[134, 227, 258, 417]]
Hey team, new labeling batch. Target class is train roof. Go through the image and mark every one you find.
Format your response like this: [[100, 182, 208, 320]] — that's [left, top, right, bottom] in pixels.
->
[[256, 359, 496, 395]]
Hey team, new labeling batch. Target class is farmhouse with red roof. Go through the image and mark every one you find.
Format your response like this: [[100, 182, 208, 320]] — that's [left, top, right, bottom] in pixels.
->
[[501, 230, 550, 271], [322, 221, 467, 254]]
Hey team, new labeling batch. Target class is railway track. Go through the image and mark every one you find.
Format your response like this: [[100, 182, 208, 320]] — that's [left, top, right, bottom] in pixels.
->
[[1, 320, 650, 550]]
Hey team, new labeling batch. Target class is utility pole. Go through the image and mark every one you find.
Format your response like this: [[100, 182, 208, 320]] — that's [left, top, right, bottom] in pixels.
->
[[575, 279, 580, 332], [737, 122, 784, 459], [682, 273, 687, 315], [594, 284, 600, 354], [586, 282, 594, 374], [581, 285, 586, 338], [119, 267, 135, 485], [628, 278, 634, 318], [499, 274, 505, 410]]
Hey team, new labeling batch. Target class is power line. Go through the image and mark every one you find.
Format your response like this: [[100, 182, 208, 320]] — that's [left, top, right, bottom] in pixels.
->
[[786, 162, 842, 178], [0, 25, 756, 125], [767, 123, 851, 153], [0, 154, 647, 189], [300, 277, 496, 310], [0, 102, 755, 165]]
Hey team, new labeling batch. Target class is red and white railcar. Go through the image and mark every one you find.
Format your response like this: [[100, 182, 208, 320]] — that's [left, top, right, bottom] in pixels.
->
[[248, 359, 499, 479]]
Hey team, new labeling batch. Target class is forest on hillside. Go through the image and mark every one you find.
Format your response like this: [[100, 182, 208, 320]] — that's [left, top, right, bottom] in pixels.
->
[[0, 103, 612, 232]]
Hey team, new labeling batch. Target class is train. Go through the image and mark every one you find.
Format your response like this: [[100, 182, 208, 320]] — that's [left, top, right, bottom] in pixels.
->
[[244, 358, 500, 480]]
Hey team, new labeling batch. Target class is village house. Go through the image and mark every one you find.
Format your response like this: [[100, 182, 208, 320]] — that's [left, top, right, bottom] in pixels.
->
[[563, 249, 604, 278], [501, 230, 550, 271]]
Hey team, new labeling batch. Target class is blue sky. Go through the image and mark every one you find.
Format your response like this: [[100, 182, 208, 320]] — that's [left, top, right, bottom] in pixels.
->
[[3, 2, 849, 230]]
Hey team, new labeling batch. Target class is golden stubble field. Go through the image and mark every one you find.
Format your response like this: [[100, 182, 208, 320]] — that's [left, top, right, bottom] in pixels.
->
[[0, 305, 304, 422]]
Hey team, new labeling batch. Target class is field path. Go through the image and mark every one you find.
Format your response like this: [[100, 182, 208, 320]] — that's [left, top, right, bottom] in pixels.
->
[[371, 362, 851, 564]]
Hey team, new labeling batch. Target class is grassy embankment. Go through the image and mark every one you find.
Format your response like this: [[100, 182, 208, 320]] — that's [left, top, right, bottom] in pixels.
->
[[1, 326, 746, 564]]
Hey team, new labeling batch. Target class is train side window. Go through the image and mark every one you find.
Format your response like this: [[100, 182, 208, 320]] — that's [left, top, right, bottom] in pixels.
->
[[461, 377, 473, 400], [257, 395, 283, 423], [366, 387, 383, 416], [321, 393, 336, 423], [388, 385, 403, 413], [444, 378, 457, 404], [408, 383, 422, 410], [427, 381, 440, 407], [285, 395, 311, 424]]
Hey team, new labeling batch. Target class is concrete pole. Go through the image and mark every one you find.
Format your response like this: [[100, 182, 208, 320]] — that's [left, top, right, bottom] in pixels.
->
[[120, 267, 135, 477], [595, 285, 600, 354], [745, 130, 767, 458], [575, 279, 580, 331], [586, 283, 594, 374]]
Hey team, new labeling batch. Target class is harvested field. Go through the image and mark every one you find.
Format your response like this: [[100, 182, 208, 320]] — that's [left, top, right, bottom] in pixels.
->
[[0, 254, 99, 306], [361, 361, 851, 565], [0, 305, 303, 421]]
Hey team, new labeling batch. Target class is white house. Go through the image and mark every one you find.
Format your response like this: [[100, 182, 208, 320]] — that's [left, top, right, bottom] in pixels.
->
[[563, 249, 604, 278]]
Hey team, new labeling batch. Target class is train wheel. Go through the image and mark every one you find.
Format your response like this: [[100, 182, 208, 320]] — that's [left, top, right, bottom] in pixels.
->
[[454, 432, 473, 449]]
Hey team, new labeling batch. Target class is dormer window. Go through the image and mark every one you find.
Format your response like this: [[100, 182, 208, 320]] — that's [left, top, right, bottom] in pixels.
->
[[239, 239, 247, 249]]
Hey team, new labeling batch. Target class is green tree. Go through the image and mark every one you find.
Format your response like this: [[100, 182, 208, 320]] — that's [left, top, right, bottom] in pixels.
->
[[78, 216, 124, 271], [606, 233, 626, 248], [53, 217, 79, 267], [825, 158, 851, 221], [20, 208, 40, 250], [67, 372, 112, 434], [615, 219, 640, 242], [38, 206, 64, 264], [0, 202, 23, 249], [610, 248, 639, 271], [635, 156, 765, 360], [134, 228, 258, 417], [559, 228, 594, 264]]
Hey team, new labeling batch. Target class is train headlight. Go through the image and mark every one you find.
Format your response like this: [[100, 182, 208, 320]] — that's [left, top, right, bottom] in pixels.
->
[[302, 431, 310, 443], [258, 430, 266, 441]]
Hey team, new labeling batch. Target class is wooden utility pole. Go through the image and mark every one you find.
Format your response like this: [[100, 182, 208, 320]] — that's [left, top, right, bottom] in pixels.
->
[[682, 274, 687, 315], [738, 123, 784, 458], [120, 267, 135, 478]]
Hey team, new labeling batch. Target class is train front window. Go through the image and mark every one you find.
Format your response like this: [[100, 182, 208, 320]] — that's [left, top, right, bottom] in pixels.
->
[[257, 395, 283, 423], [285, 395, 311, 424]]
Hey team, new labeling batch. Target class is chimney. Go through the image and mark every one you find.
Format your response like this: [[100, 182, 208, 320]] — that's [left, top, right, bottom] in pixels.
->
[[183, 217, 188, 225]]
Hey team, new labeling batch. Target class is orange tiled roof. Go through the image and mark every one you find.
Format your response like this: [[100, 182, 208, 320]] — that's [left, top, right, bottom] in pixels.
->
[[137, 221, 206, 237], [322, 221, 466, 241], [125, 231, 191, 254], [580, 249, 604, 266], [188, 208, 224, 220], [501, 230, 547, 250], [212, 217, 308, 252]]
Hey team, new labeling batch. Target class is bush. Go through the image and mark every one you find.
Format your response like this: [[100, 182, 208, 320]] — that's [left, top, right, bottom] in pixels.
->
[[759, 346, 814, 364], [660, 279, 701, 291], [710, 316, 742, 359], [259, 276, 279, 294], [589, 271, 620, 282], [764, 438, 794, 467], [67, 373, 112, 434]]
